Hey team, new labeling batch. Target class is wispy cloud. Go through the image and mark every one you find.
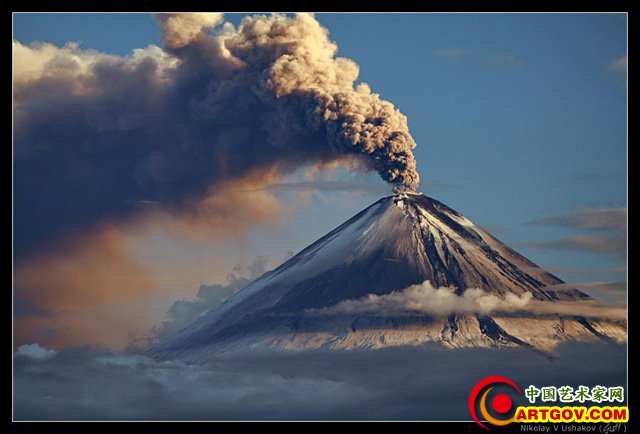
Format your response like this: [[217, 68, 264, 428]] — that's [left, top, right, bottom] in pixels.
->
[[521, 207, 626, 257], [306, 280, 625, 321], [515, 235, 625, 255], [479, 225, 507, 234], [25, 327, 68, 340], [546, 280, 627, 303], [307, 280, 533, 318], [264, 180, 392, 194], [146, 256, 275, 343], [524, 266, 625, 277], [528, 207, 626, 233], [487, 52, 525, 68], [546, 280, 626, 294], [526, 298, 625, 321], [431, 47, 470, 61], [608, 55, 627, 73], [260, 179, 454, 195]]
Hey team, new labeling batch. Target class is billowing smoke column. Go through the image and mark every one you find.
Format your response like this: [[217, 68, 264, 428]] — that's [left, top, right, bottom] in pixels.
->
[[13, 13, 420, 259], [155, 12, 420, 189]]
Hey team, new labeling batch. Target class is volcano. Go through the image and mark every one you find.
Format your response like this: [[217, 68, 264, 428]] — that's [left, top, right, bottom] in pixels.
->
[[152, 193, 626, 361]]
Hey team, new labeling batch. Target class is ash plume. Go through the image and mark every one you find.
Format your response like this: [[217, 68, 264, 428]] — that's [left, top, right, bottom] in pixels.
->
[[14, 12, 420, 259]]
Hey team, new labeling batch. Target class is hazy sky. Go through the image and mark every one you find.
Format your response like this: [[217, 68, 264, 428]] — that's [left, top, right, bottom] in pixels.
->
[[13, 13, 627, 349]]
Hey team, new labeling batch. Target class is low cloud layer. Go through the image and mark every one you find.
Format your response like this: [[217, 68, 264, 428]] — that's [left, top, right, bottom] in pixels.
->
[[307, 280, 626, 321], [308, 281, 533, 317], [13, 343, 626, 420], [530, 298, 626, 321]]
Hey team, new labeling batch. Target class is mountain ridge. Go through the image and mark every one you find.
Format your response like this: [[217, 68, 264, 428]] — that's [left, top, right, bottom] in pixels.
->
[[151, 193, 625, 360]]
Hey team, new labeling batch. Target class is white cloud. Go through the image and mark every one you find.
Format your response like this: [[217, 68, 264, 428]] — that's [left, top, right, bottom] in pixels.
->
[[16, 343, 57, 361], [306, 279, 626, 321], [608, 56, 627, 73], [307, 280, 533, 317], [12, 40, 177, 86]]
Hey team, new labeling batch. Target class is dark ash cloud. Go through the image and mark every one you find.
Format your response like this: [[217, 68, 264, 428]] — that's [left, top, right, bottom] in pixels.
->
[[14, 12, 423, 349], [264, 179, 392, 194], [14, 13, 421, 260], [13, 343, 626, 421], [14, 297, 53, 318], [261, 179, 454, 195]]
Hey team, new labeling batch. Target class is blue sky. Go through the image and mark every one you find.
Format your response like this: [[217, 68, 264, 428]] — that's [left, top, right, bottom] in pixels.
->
[[14, 12, 626, 292]]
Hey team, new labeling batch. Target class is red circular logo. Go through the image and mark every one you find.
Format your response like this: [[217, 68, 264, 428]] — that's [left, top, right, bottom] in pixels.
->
[[468, 375, 521, 430]]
